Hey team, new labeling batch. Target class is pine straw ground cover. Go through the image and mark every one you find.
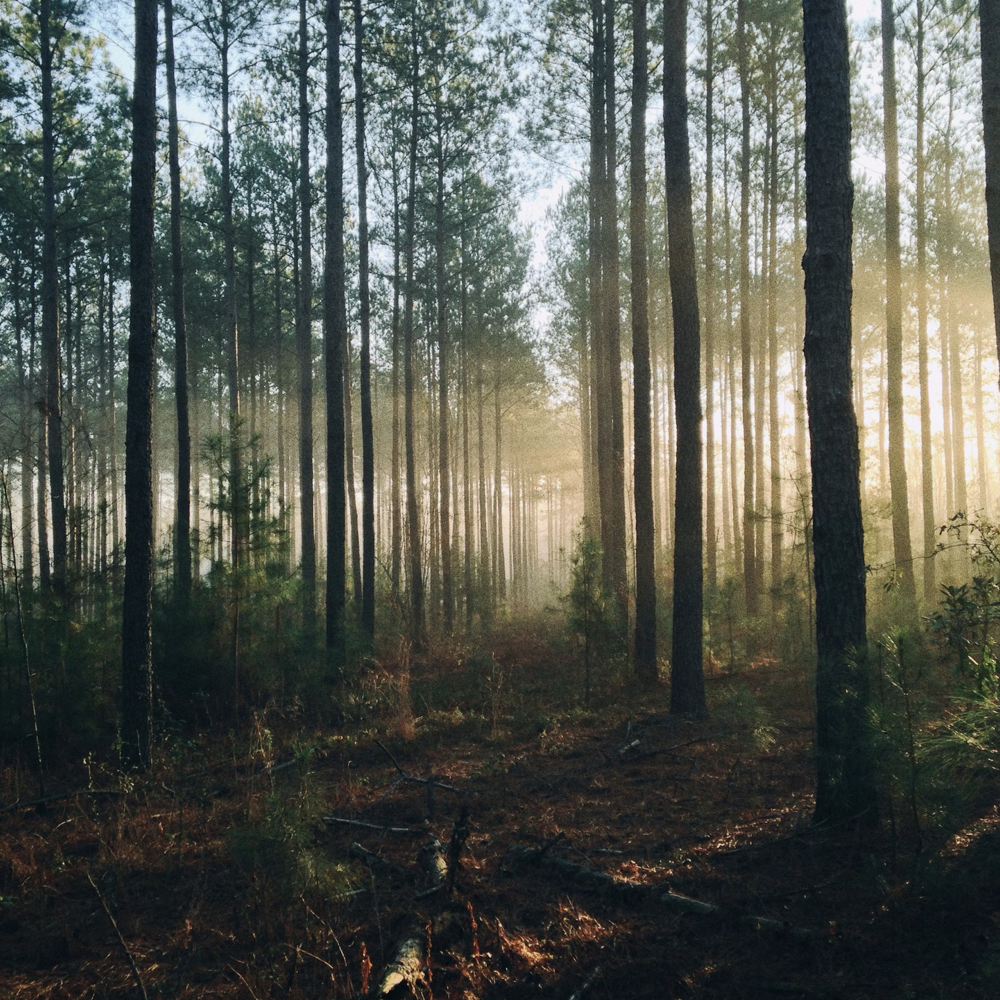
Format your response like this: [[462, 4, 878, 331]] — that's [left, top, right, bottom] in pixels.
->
[[2, 632, 999, 999]]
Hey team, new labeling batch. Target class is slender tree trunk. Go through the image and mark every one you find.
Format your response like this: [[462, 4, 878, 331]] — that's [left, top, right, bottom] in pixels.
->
[[704, 0, 717, 592], [802, 0, 876, 825], [404, 14, 425, 644], [435, 112, 453, 633], [737, 0, 756, 616], [165, 0, 191, 598], [767, 44, 781, 603], [664, 0, 705, 715], [297, 0, 317, 639], [325, 0, 347, 669], [983, 0, 1000, 397], [345, 331, 362, 603], [121, 0, 158, 773], [916, 0, 935, 604], [602, 0, 628, 619], [391, 153, 403, 603], [40, 0, 67, 598], [354, 0, 375, 643], [631, 0, 656, 683], [881, 0, 915, 609]]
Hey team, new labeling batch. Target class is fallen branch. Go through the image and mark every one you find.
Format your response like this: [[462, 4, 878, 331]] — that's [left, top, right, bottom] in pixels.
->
[[373, 740, 464, 794], [86, 870, 149, 1000], [323, 816, 422, 835], [1, 789, 121, 814], [506, 846, 812, 940], [348, 842, 408, 876]]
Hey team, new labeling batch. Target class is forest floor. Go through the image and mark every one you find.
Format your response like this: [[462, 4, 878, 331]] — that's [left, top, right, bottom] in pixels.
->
[[2, 620, 1000, 999]]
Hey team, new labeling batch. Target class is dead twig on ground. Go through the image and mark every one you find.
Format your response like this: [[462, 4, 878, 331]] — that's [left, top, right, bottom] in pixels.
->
[[86, 870, 149, 1000]]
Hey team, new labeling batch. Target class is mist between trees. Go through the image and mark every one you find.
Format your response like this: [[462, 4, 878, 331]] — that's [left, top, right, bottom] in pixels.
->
[[0, 0, 998, 799]]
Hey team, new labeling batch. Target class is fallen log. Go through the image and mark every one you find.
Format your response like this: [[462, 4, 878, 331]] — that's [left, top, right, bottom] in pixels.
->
[[505, 845, 812, 940], [376, 927, 426, 996], [1, 789, 121, 813]]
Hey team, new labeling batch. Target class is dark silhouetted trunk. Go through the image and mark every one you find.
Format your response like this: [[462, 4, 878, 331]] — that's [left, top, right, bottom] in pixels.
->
[[297, 0, 317, 638], [403, 14, 425, 644], [882, 0, 916, 610], [631, 0, 656, 683], [737, 0, 756, 616], [664, 0, 705, 716], [802, 0, 876, 825], [40, 0, 67, 597], [325, 0, 347, 668], [354, 0, 375, 644], [165, 0, 191, 598], [121, 0, 158, 773]]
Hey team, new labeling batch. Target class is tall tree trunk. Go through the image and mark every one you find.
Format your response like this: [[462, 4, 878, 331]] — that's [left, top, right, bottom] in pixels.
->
[[766, 41, 781, 603], [297, 0, 317, 640], [802, 0, 876, 825], [984, 0, 1000, 399], [403, 13, 425, 644], [354, 0, 375, 644], [165, 0, 191, 598], [631, 0, 656, 683], [40, 0, 67, 598], [121, 0, 158, 773], [435, 112, 453, 633], [345, 331, 362, 603], [325, 0, 347, 669], [391, 151, 403, 603], [664, 0, 705, 716], [704, 0, 717, 592], [916, 0, 935, 604], [737, 0, 756, 616], [601, 0, 628, 619], [588, 0, 605, 544], [881, 0, 915, 609]]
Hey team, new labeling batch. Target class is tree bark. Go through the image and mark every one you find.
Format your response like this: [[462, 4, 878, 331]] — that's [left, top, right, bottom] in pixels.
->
[[121, 0, 158, 773], [298, 0, 317, 639], [916, 0, 935, 604], [165, 0, 191, 598], [40, 0, 67, 598], [881, 0, 915, 610], [631, 0, 656, 683], [354, 0, 375, 644], [325, 0, 347, 670], [802, 0, 877, 825], [403, 12, 425, 645], [664, 0, 705, 716], [737, 0, 756, 616], [984, 0, 1000, 400]]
